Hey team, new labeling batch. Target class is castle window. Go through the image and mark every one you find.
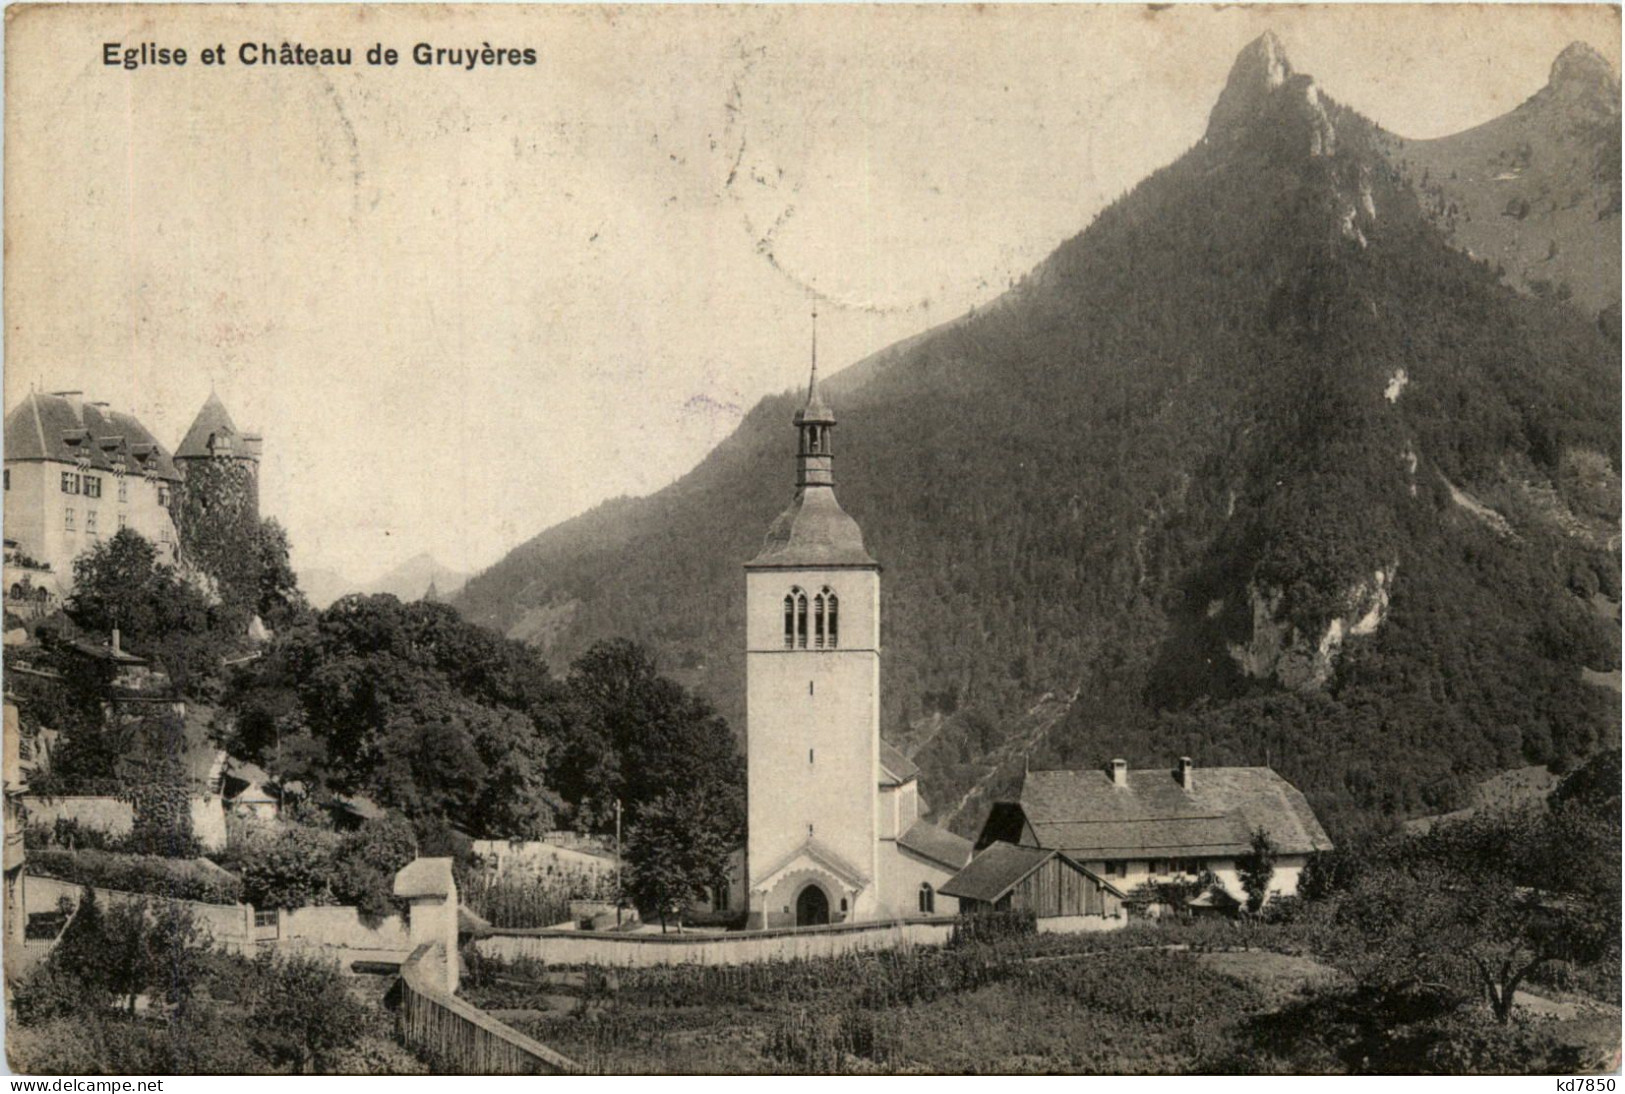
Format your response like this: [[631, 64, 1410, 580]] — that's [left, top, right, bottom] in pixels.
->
[[83, 476, 101, 499], [796, 590, 808, 648], [85, 510, 97, 536], [60, 472, 79, 495], [918, 883, 935, 914], [64, 508, 75, 532], [783, 593, 795, 648], [156, 484, 170, 507], [117, 479, 127, 503], [118, 514, 127, 531], [813, 594, 825, 649]]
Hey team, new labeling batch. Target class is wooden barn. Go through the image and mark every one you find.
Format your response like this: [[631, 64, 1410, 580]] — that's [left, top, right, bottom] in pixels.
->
[[940, 841, 1125, 919]]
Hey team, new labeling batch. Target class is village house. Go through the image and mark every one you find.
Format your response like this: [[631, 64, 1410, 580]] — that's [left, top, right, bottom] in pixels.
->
[[743, 325, 972, 928], [971, 758, 1332, 906]]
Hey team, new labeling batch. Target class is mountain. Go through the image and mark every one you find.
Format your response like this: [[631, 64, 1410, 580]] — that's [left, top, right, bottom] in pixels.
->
[[456, 35, 1621, 839], [1386, 42, 1621, 322], [299, 554, 468, 609], [297, 566, 358, 611], [365, 553, 468, 604]]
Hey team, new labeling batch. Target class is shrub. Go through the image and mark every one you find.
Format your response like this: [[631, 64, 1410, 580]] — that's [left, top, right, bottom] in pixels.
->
[[949, 908, 1036, 947], [25, 850, 242, 905]]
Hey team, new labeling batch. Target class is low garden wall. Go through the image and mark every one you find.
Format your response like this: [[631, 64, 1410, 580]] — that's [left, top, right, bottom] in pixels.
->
[[397, 944, 579, 1074], [24, 873, 255, 953], [1036, 913, 1131, 935], [473, 917, 957, 968], [277, 904, 413, 964]]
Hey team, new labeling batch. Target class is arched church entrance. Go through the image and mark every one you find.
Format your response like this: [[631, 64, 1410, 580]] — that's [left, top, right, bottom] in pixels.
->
[[795, 883, 830, 927]]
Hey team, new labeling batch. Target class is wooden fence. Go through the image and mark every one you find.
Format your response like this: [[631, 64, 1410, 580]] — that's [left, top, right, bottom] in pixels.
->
[[396, 944, 580, 1075]]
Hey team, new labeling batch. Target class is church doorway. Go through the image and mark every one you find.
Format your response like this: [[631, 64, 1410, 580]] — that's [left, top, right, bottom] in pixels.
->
[[795, 884, 830, 927]]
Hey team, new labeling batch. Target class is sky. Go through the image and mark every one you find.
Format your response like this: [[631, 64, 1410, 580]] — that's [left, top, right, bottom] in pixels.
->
[[5, 4, 1618, 587]]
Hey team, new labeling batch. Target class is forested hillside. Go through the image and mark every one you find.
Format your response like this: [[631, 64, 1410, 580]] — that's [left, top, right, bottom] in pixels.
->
[[456, 35, 1621, 839]]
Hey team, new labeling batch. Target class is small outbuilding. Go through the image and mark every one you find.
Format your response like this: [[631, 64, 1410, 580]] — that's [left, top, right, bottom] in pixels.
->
[[941, 841, 1124, 919]]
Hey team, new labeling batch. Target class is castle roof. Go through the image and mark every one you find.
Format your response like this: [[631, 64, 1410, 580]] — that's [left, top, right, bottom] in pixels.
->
[[4, 392, 181, 481], [1003, 765, 1332, 859], [175, 391, 257, 460], [748, 486, 877, 569]]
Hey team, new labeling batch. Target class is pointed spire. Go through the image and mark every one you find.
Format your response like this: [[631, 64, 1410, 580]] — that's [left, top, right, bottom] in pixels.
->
[[798, 306, 834, 426]]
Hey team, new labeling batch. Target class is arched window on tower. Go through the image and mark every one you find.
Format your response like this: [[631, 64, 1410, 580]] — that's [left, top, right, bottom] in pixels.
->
[[813, 593, 825, 649], [918, 882, 935, 914], [783, 592, 796, 649], [796, 589, 809, 648], [819, 587, 839, 649]]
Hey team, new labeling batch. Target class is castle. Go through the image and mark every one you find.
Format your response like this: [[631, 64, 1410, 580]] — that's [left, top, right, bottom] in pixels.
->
[[743, 329, 971, 928], [3, 389, 261, 604]]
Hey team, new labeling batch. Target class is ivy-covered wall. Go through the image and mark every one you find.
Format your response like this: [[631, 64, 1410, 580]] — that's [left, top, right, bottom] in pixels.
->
[[170, 456, 262, 614]]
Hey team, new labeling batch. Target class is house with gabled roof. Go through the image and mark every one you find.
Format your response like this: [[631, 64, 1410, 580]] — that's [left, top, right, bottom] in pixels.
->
[[972, 757, 1332, 907]]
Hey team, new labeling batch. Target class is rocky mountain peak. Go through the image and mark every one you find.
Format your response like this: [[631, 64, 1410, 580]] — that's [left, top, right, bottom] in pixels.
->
[[1206, 32, 1299, 139], [1550, 41, 1619, 95]]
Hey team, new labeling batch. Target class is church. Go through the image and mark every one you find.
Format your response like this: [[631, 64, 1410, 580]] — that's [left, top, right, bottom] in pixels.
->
[[743, 327, 971, 929]]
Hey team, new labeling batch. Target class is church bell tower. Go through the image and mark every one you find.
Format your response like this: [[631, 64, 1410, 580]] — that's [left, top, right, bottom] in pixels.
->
[[743, 311, 882, 929]]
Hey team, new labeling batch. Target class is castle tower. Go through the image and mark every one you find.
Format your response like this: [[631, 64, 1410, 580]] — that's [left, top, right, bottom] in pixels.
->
[[170, 391, 263, 611], [744, 313, 882, 929]]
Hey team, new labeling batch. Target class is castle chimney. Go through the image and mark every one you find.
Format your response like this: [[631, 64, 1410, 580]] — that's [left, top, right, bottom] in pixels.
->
[[52, 391, 85, 423], [1110, 758, 1128, 787], [1178, 756, 1194, 790]]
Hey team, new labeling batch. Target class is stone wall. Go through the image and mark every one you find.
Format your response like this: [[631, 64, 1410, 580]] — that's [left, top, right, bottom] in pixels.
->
[[20, 793, 228, 852]]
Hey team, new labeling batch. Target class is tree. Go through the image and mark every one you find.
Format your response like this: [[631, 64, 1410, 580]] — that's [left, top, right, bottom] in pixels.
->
[[623, 787, 742, 931], [243, 951, 368, 1073], [1326, 805, 1617, 1026], [1237, 826, 1278, 914], [564, 639, 746, 833], [254, 518, 310, 630]]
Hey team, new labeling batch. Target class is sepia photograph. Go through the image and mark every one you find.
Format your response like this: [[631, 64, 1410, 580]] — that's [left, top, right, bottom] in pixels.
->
[[1, 2, 1620, 1077]]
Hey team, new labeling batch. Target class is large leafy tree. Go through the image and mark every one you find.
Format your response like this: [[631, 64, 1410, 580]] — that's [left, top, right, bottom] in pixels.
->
[[561, 638, 746, 833], [223, 594, 568, 839], [623, 786, 742, 930]]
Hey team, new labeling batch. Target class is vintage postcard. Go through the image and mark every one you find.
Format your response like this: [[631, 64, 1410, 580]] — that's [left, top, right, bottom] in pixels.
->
[[2, 2, 1620, 1077]]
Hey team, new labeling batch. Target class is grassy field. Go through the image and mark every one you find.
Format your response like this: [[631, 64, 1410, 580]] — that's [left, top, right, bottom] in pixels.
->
[[458, 923, 1620, 1074]]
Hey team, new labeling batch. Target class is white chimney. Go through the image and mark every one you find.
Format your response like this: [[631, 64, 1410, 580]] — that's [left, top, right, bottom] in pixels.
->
[[1110, 758, 1128, 787], [1178, 756, 1194, 790]]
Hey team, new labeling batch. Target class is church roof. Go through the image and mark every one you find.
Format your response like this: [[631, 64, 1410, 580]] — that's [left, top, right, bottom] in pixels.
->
[[879, 740, 919, 786], [4, 392, 181, 481], [748, 486, 877, 569], [1011, 765, 1332, 859], [897, 820, 973, 871], [175, 391, 258, 460]]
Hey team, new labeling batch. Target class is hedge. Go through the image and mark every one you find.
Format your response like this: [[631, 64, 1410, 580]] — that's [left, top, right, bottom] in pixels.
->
[[25, 849, 244, 906]]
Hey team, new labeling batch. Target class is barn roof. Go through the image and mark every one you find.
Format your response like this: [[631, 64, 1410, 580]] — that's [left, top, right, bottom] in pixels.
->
[[879, 740, 919, 786], [896, 820, 972, 870], [4, 392, 182, 481], [1011, 765, 1332, 858], [940, 841, 1123, 903]]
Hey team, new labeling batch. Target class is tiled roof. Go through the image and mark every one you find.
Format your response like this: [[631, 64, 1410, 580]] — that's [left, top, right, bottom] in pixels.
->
[[175, 391, 254, 460], [1016, 766, 1332, 858], [879, 739, 919, 785], [896, 820, 973, 870], [4, 392, 181, 481], [748, 486, 876, 569]]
